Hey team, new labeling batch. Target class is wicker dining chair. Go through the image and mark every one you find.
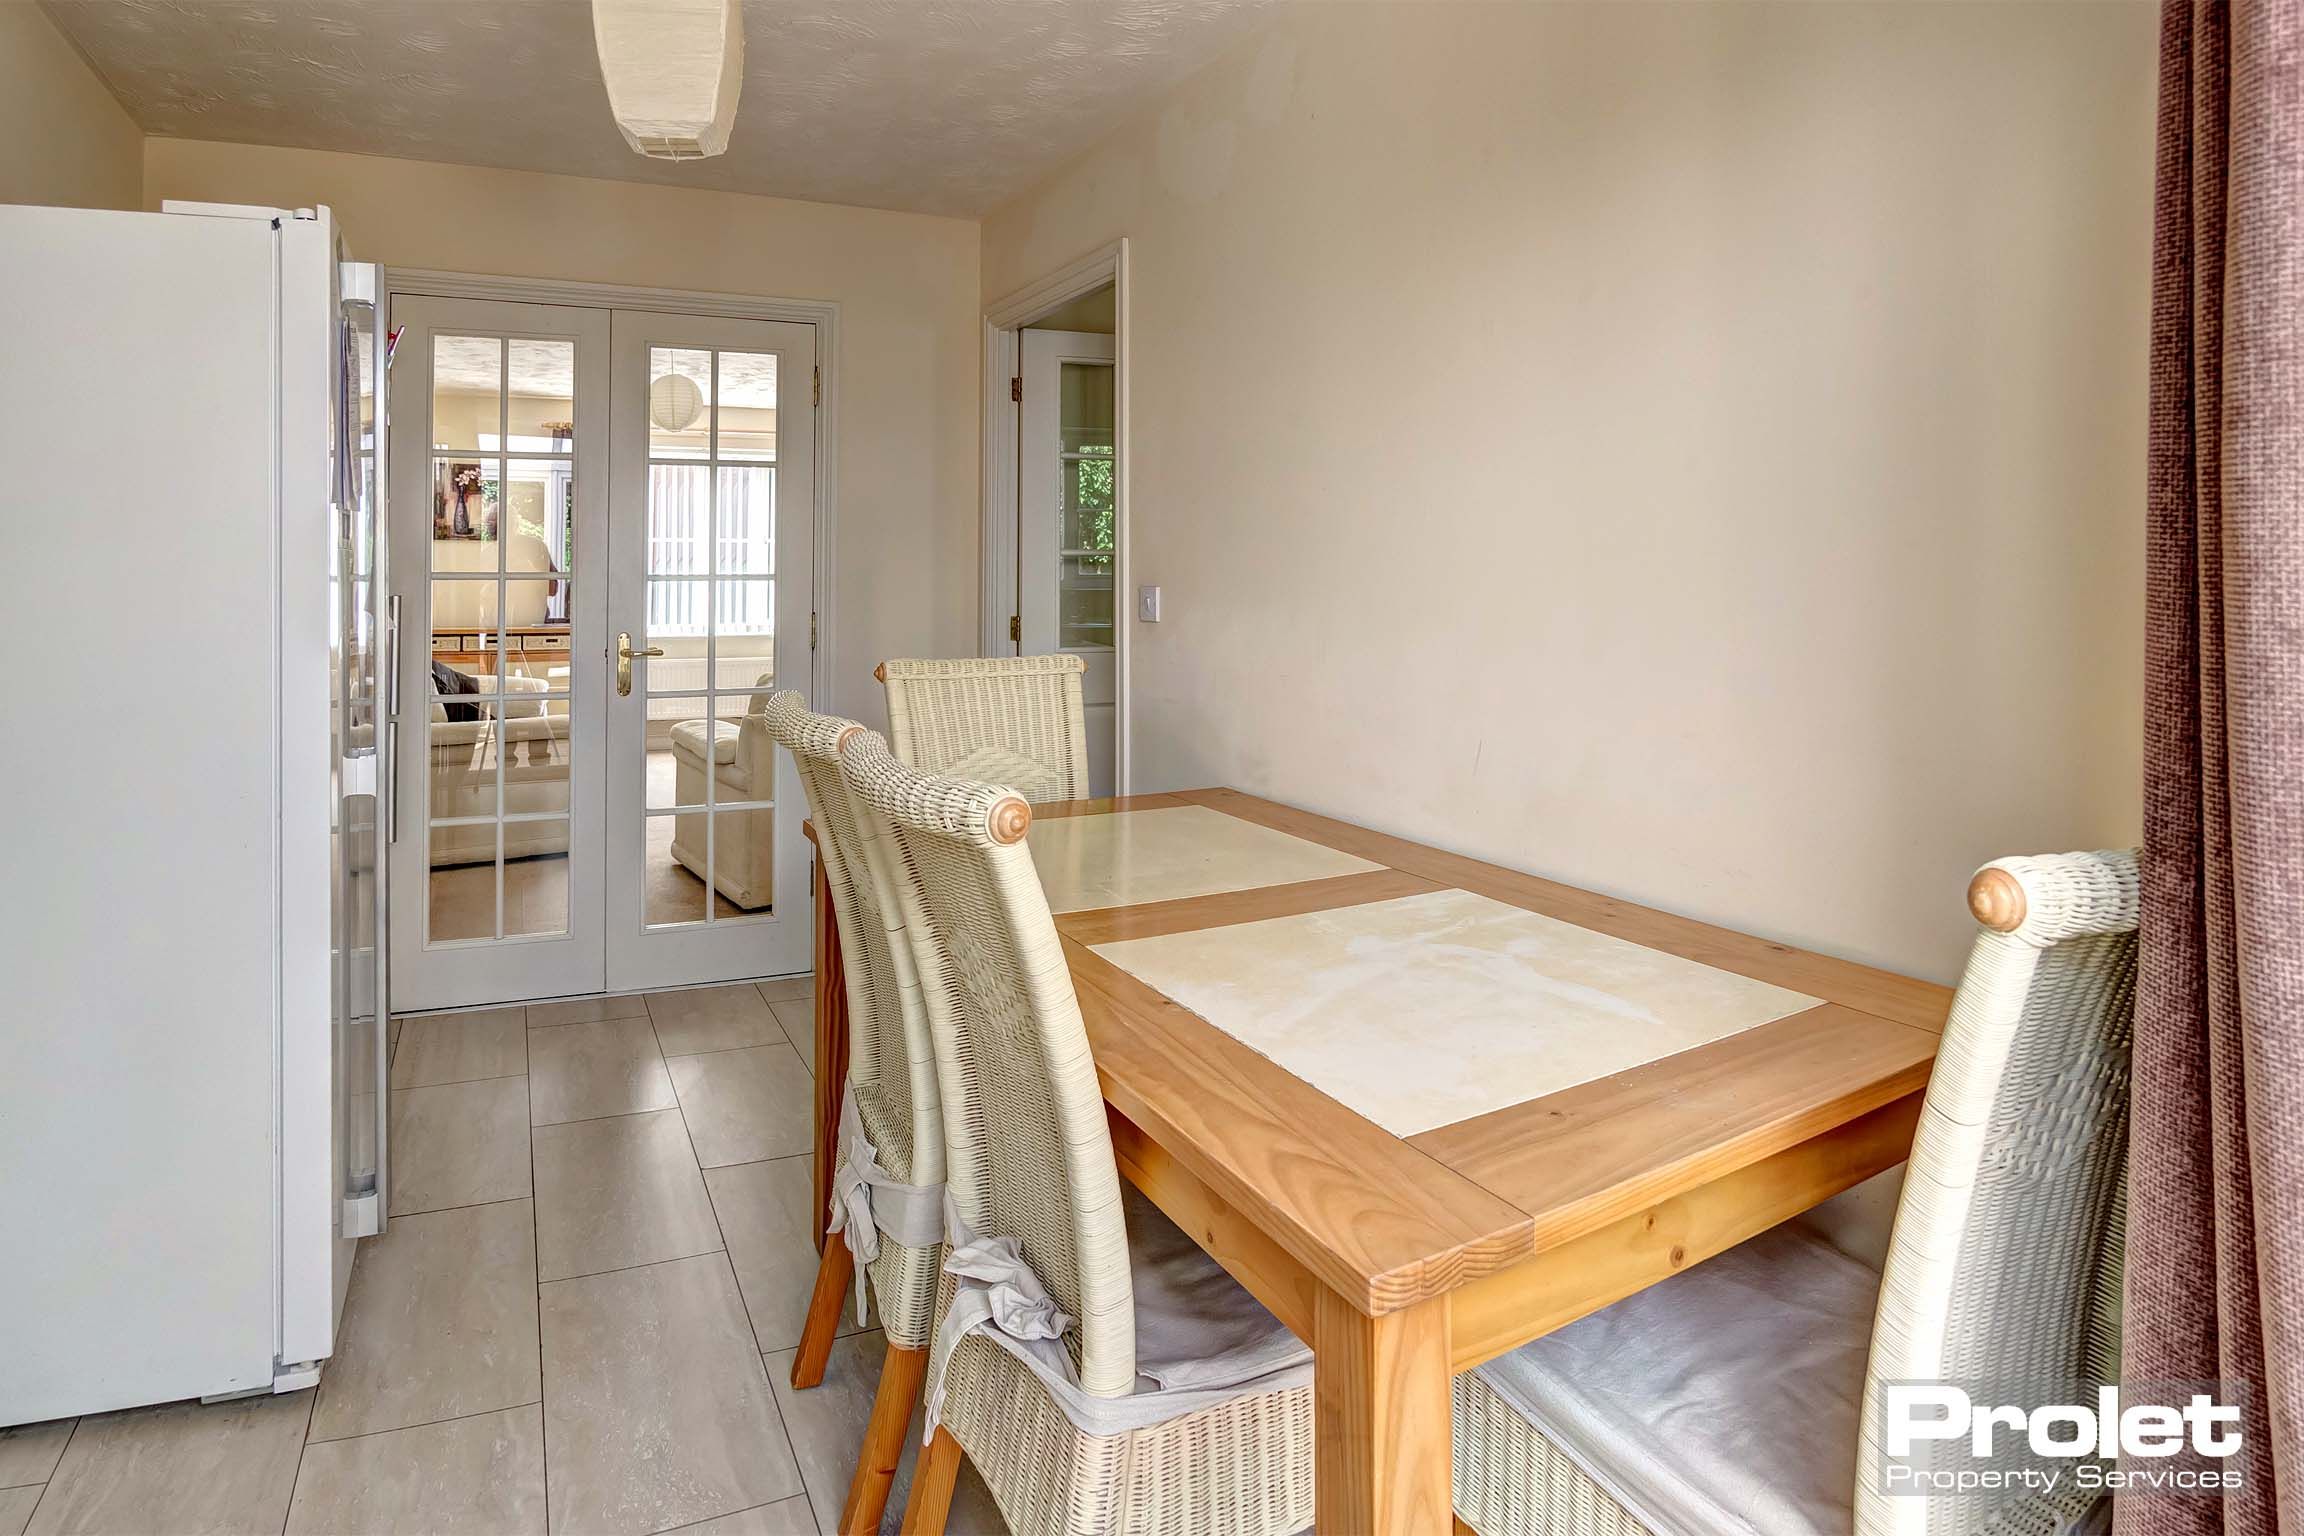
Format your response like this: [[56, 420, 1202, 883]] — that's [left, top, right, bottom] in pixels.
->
[[1452, 849, 2138, 1536], [876, 654, 1091, 805], [835, 730, 1315, 1536], [762, 693, 949, 1535]]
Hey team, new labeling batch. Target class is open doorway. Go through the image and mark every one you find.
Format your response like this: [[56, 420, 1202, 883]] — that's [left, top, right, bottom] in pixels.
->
[[982, 243, 1128, 796]]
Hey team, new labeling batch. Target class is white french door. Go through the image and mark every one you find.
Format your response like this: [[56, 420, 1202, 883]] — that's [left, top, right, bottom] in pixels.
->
[[1019, 327, 1118, 794], [604, 311, 816, 991], [388, 295, 817, 1009], [389, 296, 610, 1011]]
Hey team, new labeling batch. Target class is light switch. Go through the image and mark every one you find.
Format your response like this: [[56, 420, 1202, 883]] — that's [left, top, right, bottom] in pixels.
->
[[1137, 584, 1162, 623]]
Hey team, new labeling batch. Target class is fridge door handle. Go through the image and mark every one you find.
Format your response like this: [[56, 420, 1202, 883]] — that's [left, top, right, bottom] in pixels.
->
[[385, 593, 402, 718]]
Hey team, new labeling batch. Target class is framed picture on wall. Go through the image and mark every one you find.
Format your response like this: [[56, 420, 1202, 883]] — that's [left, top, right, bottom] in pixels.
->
[[435, 461, 490, 539]]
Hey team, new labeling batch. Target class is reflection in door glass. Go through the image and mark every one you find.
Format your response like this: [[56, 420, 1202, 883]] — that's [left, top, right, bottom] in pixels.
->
[[430, 335, 501, 451], [1057, 361, 1115, 650], [506, 339, 578, 453], [716, 351, 778, 462], [647, 348, 713, 460], [640, 344, 781, 928], [425, 329, 581, 953]]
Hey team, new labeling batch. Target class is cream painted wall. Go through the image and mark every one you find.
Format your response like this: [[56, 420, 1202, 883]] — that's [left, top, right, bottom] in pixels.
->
[[146, 137, 980, 730], [0, 3, 141, 209], [984, 0, 2157, 987]]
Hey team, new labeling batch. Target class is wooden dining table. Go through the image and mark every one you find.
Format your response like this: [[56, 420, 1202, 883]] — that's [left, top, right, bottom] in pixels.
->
[[803, 788, 1949, 1534]]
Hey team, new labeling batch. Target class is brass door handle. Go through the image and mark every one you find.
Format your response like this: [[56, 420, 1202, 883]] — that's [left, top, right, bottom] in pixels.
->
[[617, 632, 664, 697]]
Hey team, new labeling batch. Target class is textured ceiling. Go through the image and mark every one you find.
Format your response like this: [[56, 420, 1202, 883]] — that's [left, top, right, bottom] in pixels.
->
[[43, 0, 1272, 217], [431, 334, 776, 402]]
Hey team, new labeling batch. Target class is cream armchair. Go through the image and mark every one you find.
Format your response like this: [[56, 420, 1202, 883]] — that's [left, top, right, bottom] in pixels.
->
[[668, 690, 775, 909], [428, 674, 570, 865]]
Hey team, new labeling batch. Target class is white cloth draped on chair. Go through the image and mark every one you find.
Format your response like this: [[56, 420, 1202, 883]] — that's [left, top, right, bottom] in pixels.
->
[[923, 1187, 1313, 1442], [824, 1092, 945, 1319]]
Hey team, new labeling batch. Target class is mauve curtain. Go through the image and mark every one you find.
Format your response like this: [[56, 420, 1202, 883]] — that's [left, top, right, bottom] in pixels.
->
[[2123, 2, 2304, 1534]]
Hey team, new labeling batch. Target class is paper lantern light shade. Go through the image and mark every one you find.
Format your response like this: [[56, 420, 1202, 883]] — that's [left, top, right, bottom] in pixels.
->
[[649, 372, 706, 432], [592, 0, 745, 161]]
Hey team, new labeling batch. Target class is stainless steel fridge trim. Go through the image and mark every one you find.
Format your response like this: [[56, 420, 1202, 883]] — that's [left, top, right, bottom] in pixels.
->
[[368, 266, 392, 1233]]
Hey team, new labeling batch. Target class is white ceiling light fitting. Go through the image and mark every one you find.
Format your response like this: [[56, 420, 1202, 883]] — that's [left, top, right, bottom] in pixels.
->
[[649, 373, 706, 432], [591, 0, 745, 161]]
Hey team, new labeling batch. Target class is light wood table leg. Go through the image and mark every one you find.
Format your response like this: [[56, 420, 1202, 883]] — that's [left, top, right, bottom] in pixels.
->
[[809, 843, 849, 1253], [1314, 1288, 1454, 1536]]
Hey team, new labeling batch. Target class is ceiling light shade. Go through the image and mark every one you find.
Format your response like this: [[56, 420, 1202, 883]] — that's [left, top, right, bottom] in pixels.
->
[[591, 0, 745, 161], [650, 373, 706, 432]]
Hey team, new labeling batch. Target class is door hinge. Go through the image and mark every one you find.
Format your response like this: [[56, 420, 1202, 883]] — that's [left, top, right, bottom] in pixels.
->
[[813, 366, 821, 406], [810, 611, 818, 649], [1009, 614, 1021, 644], [1011, 376, 1022, 403]]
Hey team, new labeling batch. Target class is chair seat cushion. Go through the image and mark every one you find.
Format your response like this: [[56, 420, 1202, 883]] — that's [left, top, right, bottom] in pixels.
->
[[1123, 1186, 1310, 1394], [671, 717, 740, 765], [1472, 1223, 1877, 1536], [944, 744, 1064, 805]]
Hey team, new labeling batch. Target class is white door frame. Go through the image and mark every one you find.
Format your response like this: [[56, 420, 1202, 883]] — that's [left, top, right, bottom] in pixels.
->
[[602, 308, 817, 992], [981, 239, 1131, 792], [385, 294, 613, 1010], [387, 268, 840, 717]]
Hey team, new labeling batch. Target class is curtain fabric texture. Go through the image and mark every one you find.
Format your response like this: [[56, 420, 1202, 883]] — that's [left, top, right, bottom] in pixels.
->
[[2125, 3, 2304, 1533]]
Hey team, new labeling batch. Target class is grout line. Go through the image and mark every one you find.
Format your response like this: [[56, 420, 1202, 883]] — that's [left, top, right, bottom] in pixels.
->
[[20, 1417, 78, 1534], [526, 1014, 652, 1033], [658, 1037, 786, 1060], [389, 1068, 531, 1092], [531, 1102, 685, 1132], [526, 1055, 551, 1536], [387, 1190, 536, 1221], [659, 1030, 812, 1064], [535, 1244, 728, 1291], [302, 1399, 544, 1449], [643, 1501, 792, 1536], [274, 1380, 318, 1536]]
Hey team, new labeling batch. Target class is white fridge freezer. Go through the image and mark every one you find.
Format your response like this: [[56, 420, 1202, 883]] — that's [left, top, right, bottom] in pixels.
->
[[0, 202, 392, 1424]]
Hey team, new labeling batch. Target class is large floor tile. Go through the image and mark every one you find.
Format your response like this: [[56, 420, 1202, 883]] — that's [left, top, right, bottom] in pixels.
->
[[764, 1337, 1007, 1536], [0, 1485, 36, 1536], [310, 1200, 541, 1442], [704, 1158, 870, 1352], [532, 1109, 722, 1281], [648, 984, 780, 1055], [389, 1077, 533, 1216], [390, 1007, 529, 1088], [526, 993, 651, 1029], [0, 1419, 73, 1489], [667, 1044, 813, 1168], [286, 1404, 545, 1536], [25, 1391, 310, 1536], [540, 1253, 801, 1536], [527, 1016, 677, 1125], [768, 997, 817, 1073], [756, 975, 813, 1005]]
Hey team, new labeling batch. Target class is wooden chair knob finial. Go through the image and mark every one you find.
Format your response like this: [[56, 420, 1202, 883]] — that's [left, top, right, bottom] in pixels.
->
[[1968, 867, 2027, 933], [988, 795, 1033, 845]]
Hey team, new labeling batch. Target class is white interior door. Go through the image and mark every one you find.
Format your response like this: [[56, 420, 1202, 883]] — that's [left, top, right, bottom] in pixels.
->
[[1019, 328, 1117, 795], [604, 311, 816, 991], [388, 296, 610, 1011]]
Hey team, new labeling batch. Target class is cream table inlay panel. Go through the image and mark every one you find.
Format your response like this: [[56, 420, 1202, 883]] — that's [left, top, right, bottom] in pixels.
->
[[1029, 804, 1382, 914], [1092, 887, 1821, 1137]]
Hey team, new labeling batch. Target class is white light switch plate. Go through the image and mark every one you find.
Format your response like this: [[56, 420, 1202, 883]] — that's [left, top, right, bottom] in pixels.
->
[[1138, 584, 1162, 622]]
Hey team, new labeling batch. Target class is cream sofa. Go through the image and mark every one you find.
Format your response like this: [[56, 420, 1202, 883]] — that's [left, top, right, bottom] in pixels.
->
[[429, 673, 571, 865], [667, 690, 774, 910]]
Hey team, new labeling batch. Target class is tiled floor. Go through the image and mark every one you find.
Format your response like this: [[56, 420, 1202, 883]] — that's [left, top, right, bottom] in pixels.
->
[[0, 977, 1005, 1536]]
